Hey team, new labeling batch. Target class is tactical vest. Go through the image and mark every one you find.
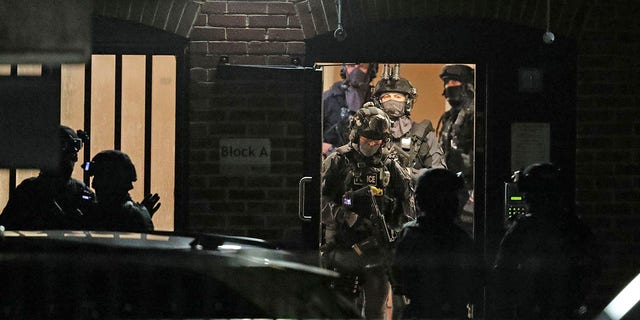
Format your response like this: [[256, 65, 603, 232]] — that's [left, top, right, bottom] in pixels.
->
[[337, 145, 391, 192], [390, 120, 434, 169], [334, 145, 396, 250], [438, 100, 473, 155]]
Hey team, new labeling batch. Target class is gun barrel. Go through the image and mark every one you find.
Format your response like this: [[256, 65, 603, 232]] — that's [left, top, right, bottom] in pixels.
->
[[368, 191, 397, 243]]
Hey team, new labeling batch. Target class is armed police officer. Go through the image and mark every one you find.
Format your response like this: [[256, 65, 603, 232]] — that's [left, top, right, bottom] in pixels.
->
[[322, 63, 378, 155], [436, 64, 476, 234], [0, 125, 94, 230], [373, 64, 446, 176], [437, 64, 474, 178], [320, 105, 415, 319], [83, 150, 155, 232]]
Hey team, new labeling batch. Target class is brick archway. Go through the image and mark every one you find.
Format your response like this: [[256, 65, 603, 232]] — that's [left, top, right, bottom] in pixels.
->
[[93, 0, 201, 38], [295, 0, 593, 40]]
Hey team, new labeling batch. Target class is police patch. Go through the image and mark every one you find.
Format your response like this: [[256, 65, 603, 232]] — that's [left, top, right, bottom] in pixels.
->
[[354, 174, 378, 186]]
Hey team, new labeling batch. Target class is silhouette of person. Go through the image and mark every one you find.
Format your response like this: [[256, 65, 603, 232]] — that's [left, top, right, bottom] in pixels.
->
[[436, 64, 474, 185], [322, 63, 378, 155], [492, 162, 601, 319], [392, 168, 477, 319], [321, 105, 415, 319], [83, 150, 155, 232], [0, 125, 95, 230]]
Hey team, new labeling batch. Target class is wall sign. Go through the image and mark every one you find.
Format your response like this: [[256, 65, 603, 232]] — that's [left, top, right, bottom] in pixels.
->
[[511, 122, 550, 172], [219, 138, 271, 174]]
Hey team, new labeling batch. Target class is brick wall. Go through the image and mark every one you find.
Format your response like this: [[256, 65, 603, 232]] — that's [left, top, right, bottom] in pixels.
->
[[190, 0, 305, 69], [96, 0, 640, 312], [574, 0, 640, 308], [188, 66, 310, 244], [187, 1, 309, 245]]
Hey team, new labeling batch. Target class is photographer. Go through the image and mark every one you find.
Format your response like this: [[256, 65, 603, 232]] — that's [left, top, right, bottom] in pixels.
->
[[320, 105, 415, 318]]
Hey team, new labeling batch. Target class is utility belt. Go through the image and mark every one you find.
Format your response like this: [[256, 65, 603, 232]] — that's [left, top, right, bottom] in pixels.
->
[[321, 237, 391, 275]]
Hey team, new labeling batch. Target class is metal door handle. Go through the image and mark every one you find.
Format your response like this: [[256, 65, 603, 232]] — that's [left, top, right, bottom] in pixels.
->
[[298, 176, 312, 221]]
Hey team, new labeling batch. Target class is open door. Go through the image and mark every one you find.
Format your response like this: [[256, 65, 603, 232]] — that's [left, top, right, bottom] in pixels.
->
[[307, 16, 577, 318], [214, 64, 323, 252]]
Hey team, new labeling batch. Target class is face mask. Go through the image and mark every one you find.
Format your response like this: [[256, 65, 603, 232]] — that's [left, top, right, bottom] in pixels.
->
[[382, 100, 405, 118], [345, 68, 370, 112], [390, 117, 413, 139], [358, 141, 381, 157], [444, 86, 464, 107]]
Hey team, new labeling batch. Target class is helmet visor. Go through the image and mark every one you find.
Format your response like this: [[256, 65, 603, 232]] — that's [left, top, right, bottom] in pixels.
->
[[360, 129, 384, 141], [359, 136, 383, 146]]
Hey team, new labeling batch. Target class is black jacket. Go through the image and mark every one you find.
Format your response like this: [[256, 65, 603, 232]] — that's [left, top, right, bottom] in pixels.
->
[[392, 216, 476, 319], [322, 81, 351, 148], [0, 175, 95, 230], [492, 211, 601, 319], [87, 195, 154, 233]]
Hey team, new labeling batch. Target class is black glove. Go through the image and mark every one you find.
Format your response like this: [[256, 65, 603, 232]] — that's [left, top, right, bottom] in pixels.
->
[[342, 185, 375, 218]]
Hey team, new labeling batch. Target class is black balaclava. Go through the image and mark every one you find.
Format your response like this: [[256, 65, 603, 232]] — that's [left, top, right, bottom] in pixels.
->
[[444, 85, 466, 108], [344, 68, 371, 112]]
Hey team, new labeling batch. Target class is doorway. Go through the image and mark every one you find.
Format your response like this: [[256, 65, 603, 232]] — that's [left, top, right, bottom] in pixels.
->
[[318, 62, 477, 238], [306, 16, 577, 318]]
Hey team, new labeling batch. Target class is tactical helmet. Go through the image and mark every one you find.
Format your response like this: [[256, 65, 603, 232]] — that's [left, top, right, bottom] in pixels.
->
[[512, 162, 561, 194], [415, 168, 465, 219], [348, 104, 391, 143], [83, 150, 137, 183], [372, 64, 417, 116], [439, 64, 475, 85], [416, 169, 464, 197]]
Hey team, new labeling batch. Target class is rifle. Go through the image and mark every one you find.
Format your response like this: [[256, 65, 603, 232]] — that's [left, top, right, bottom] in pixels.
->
[[342, 185, 397, 244]]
